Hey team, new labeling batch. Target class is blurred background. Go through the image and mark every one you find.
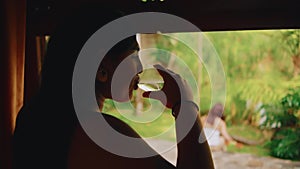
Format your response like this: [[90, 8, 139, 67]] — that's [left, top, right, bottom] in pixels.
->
[[104, 30, 300, 162], [2, 1, 299, 168]]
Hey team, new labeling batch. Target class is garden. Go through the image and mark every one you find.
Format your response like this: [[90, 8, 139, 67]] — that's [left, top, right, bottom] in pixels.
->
[[103, 29, 300, 161]]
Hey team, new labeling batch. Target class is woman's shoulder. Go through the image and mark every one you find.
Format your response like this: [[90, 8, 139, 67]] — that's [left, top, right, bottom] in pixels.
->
[[101, 113, 140, 138], [200, 114, 208, 121]]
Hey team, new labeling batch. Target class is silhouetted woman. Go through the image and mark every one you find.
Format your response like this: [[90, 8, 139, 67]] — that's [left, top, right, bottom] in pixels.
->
[[13, 4, 214, 169]]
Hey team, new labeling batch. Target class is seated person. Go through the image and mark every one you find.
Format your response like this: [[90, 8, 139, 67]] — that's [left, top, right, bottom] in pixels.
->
[[201, 103, 235, 151]]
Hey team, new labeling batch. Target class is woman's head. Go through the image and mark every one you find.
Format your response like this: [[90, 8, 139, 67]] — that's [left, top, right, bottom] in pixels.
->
[[40, 4, 141, 103], [95, 36, 142, 102], [210, 103, 223, 117], [207, 103, 224, 124]]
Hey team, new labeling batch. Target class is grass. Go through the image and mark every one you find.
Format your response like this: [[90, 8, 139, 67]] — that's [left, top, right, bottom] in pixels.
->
[[227, 125, 265, 144], [226, 144, 270, 157], [103, 100, 176, 141], [102, 100, 272, 157], [227, 125, 271, 157]]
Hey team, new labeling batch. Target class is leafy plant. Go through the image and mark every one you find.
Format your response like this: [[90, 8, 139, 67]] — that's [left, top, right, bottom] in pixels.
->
[[281, 87, 300, 115], [260, 87, 300, 160], [265, 128, 300, 160], [260, 104, 298, 128], [280, 30, 300, 77]]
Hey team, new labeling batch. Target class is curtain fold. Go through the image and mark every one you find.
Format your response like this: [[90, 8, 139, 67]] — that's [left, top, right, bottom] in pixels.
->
[[0, 0, 26, 169]]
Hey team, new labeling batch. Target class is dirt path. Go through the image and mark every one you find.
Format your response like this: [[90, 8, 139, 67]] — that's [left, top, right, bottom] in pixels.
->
[[145, 139, 300, 169]]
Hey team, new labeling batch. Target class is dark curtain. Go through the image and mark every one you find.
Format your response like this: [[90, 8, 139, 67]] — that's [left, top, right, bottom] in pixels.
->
[[0, 0, 26, 169]]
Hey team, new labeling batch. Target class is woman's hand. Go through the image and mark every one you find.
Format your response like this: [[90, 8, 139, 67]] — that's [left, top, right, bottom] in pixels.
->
[[142, 65, 215, 169], [142, 64, 193, 109]]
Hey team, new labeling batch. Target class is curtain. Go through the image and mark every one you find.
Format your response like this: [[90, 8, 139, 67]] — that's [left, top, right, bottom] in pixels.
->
[[24, 35, 46, 103], [0, 0, 26, 168]]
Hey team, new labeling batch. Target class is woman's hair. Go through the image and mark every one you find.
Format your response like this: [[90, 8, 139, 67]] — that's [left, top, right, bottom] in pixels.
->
[[40, 4, 138, 94], [13, 4, 138, 168], [206, 103, 224, 124]]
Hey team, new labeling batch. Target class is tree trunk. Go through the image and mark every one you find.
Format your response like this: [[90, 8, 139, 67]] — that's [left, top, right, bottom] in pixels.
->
[[292, 54, 300, 77], [135, 88, 143, 116]]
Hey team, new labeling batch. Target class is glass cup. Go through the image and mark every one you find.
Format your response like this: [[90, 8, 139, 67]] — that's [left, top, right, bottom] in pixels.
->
[[137, 67, 164, 91]]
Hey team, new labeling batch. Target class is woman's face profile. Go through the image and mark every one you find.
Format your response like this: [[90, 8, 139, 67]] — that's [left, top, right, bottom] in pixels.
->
[[96, 49, 142, 102]]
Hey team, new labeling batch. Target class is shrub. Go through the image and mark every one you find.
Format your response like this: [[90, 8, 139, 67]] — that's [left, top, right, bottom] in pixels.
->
[[266, 128, 300, 160], [260, 87, 300, 160]]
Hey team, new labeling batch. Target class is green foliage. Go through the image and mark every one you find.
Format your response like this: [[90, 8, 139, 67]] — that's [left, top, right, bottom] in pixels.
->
[[149, 31, 300, 126], [204, 30, 300, 125], [103, 99, 115, 112], [260, 104, 297, 128], [101, 31, 300, 159], [260, 88, 300, 129], [103, 107, 176, 141], [227, 125, 265, 144], [280, 30, 300, 56], [226, 126, 270, 157], [260, 87, 300, 160], [265, 128, 300, 160], [281, 87, 300, 114], [205, 30, 292, 79], [227, 144, 270, 157], [224, 95, 247, 125]]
